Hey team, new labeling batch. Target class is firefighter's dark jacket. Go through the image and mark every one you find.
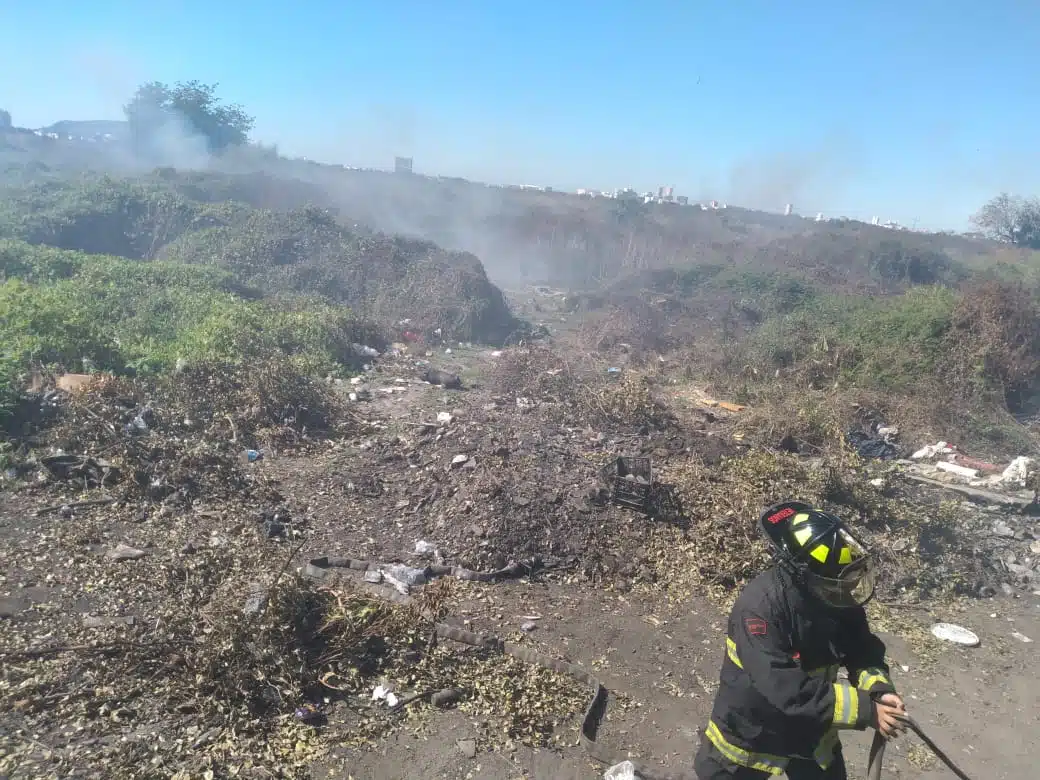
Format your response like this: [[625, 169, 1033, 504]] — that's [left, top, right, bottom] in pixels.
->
[[704, 566, 896, 775]]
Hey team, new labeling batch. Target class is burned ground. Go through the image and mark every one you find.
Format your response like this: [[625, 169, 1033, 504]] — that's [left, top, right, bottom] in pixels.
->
[[1, 340, 1039, 779]]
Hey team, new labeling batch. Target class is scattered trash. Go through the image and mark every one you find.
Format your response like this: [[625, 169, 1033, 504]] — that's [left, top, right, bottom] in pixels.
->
[[363, 569, 384, 584], [107, 543, 148, 561], [606, 456, 653, 511], [382, 564, 428, 595], [911, 441, 955, 460], [607, 367, 622, 375], [456, 738, 477, 758], [244, 449, 263, 463], [846, 430, 900, 460], [950, 454, 1000, 473], [353, 343, 380, 359], [520, 621, 538, 632], [241, 583, 268, 616], [54, 373, 95, 394], [936, 461, 979, 479], [876, 425, 899, 440], [604, 760, 638, 779], [294, 703, 323, 723], [371, 683, 399, 708], [83, 615, 136, 629], [930, 622, 980, 647], [995, 456, 1035, 488], [701, 398, 747, 413], [451, 453, 470, 467], [430, 688, 462, 708], [414, 540, 438, 558], [993, 521, 1016, 538], [422, 368, 463, 389], [436, 411, 454, 425], [1011, 631, 1033, 643]]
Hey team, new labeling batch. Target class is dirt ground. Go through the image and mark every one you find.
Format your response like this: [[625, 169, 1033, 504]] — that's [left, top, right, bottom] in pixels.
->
[[1, 339, 1037, 780], [310, 577, 1039, 780]]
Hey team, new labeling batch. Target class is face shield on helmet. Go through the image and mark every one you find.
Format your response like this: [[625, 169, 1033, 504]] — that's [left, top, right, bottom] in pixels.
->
[[801, 525, 877, 608], [803, 549, 877, 608]]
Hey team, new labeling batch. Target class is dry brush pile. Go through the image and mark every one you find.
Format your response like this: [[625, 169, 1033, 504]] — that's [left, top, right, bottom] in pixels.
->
[[644, 446, 1031, 615], [0, 359, 592, 779]]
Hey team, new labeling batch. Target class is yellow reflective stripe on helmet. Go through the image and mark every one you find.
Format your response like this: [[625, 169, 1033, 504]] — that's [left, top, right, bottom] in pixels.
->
[[793, 527, 813, 545], [831, 682, 860, 727], [705, 721, 789, 775], [792, 512, 810, 526], [856, 668, 891, 692], [725, 637, 743, 669], [810, 544, 830, 563], [814, 728, 841, 768], [838, 546, 853, 564]]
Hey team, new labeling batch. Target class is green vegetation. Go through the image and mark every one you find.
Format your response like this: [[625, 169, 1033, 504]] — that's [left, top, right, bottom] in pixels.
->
[[0, 169, 519, 426], [0, 240, 375, 381]]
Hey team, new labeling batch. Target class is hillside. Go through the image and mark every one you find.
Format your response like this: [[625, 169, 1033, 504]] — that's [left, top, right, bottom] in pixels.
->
[[3, 131, 1040, 457], [0, 174, 521, 349]]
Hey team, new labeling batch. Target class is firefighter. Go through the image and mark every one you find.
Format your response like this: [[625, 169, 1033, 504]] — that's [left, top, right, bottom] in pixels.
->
[[694, 501, 907, 780]]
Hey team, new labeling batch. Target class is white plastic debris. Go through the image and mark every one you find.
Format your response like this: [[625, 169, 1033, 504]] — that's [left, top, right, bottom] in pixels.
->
[[936, 461, 979, 479], [877, 425, 899, 440], [998, 456, 1034, 488], [490, 350, 503, 357], [414, 540, 437, 558], [911, 441, 955, 459], [371, 684, 400, 708], [931, 622, 980, 647], [349, 376, 364, 385], [382, 564, 427, 596], [1011, 631, 1033, 644], [108, 543, 148, 561], [451, 454, 469, 466], [437, 411, 453, 425], [604, 760, 638, 779]]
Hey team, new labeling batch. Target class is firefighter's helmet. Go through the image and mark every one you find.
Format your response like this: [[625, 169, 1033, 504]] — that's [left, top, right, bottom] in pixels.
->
[[759, 501, 877, 608]]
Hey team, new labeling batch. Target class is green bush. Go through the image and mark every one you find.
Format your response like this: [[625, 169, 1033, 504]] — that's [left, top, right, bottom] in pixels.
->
[[735, 285, 959, 394], [0, 240, 371, 388]]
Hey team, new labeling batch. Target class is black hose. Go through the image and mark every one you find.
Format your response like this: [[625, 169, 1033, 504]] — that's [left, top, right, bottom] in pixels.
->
[[866, 714, 975, 780]]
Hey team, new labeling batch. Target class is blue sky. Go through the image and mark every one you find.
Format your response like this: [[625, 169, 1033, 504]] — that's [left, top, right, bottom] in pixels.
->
[[2, 1, 1038, 230]]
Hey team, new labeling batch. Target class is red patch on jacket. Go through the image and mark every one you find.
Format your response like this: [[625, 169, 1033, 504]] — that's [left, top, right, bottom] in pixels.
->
[[745, 618, 768, 636]]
